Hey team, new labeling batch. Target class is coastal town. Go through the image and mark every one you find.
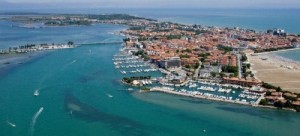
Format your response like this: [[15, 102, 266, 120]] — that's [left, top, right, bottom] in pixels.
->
[[3, 13, 300, 112], [115, 16, 300, 112]]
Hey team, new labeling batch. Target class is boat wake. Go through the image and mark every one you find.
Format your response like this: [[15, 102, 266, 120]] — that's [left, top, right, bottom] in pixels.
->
[[62, 60, 77, 69], [67, 60, 77, 65], [7, 120, 16, 128], [29, 107, 44, 136]]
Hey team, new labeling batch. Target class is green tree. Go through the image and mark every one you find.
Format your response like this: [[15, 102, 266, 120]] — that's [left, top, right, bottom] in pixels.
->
[[183, 49, 192, 53], [211, 72, 217, 77], [259, 99, 268, 105], [138, 36, 147, 41], [180, 54, 190, 58], [166, 35, 182, 39], [67, 41, 74, 45], [262, 82, 277, 89], [274, 101, 284, 108], [266, 91, 272, 96], [285, 100, 293, 108], [218, 45, 233, 53], [222, 66, 238, 73], [219, 72, 225, 78], [200, 57, 206, 62], [242, 65, 247, 73], [295, 106, 300, 112], [123, 38, 130, 42], [276, 87, 283, 92], [234, 72, 238, 77], [246, 64, 251, 69], [194, 63, 200, 69], [185, 65, 191, 69], [241, 54, 248, 62]]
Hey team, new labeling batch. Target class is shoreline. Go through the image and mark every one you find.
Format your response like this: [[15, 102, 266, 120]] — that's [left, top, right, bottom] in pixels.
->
[[148, 87, 255, 106], [144, 87, 296, 112], [254, 47, 300, 55], [272, 53, 300, 66]]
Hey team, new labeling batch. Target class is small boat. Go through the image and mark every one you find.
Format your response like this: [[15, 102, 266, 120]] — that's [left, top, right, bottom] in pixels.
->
[[7, 121, 16, 128], [106, 94, 114, 98], [33, 89, 39, 97], [68, 110, 73, 116], [127, 88, 134, 91]]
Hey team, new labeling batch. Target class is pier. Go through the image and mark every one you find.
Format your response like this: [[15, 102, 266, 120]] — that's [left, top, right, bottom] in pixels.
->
[[0, 43, 76, 54], [80, 42, 123, 46], [113, 53, 160, 76], [150, 87, 255, 106]]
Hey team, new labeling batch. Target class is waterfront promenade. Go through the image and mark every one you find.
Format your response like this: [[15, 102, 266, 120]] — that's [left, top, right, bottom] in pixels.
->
[[147, 86, 299, 112], [148, 87, 256, 106]]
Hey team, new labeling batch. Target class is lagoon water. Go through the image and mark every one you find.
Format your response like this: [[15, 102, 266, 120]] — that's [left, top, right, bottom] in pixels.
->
[[0, 20, 125, 49], [2, 8, 300, 33], [1, 9, 300, 136]]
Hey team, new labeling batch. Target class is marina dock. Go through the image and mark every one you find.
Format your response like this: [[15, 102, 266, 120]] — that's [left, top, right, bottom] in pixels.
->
[[113, 51, 263, 106], [149, 86, 262, 106]]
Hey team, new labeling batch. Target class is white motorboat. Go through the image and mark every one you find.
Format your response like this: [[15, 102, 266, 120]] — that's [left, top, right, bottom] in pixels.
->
[[34, 89, 39, 97], [7, 121, 16, 127]]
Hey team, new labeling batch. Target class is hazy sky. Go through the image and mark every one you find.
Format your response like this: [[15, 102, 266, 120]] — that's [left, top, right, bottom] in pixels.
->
[[1, 0, 300, 9]]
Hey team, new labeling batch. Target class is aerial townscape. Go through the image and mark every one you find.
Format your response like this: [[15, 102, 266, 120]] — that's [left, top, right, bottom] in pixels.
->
[[3, 13, 300, 112], [117, 16, 300, 112]]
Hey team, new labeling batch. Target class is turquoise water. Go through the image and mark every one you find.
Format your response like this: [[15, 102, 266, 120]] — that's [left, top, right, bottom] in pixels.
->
[[1, 42, 300, 136], [0, 10, 300, 135], [275, 49, 300, 62]]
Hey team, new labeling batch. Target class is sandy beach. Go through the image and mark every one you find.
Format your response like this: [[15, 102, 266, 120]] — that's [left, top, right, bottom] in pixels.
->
[[248, 51, 300, 93]]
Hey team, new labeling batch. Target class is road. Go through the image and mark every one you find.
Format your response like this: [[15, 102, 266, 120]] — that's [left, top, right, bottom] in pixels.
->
[[237, 54, 242, 79], [193, 61, 202, 79]]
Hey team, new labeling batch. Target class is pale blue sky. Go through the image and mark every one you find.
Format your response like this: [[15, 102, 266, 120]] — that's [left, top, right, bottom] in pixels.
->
[[1, 0, 300, 9]]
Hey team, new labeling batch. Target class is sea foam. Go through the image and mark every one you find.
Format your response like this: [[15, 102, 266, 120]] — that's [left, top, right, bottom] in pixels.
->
[[29, 107, 44, 136]]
